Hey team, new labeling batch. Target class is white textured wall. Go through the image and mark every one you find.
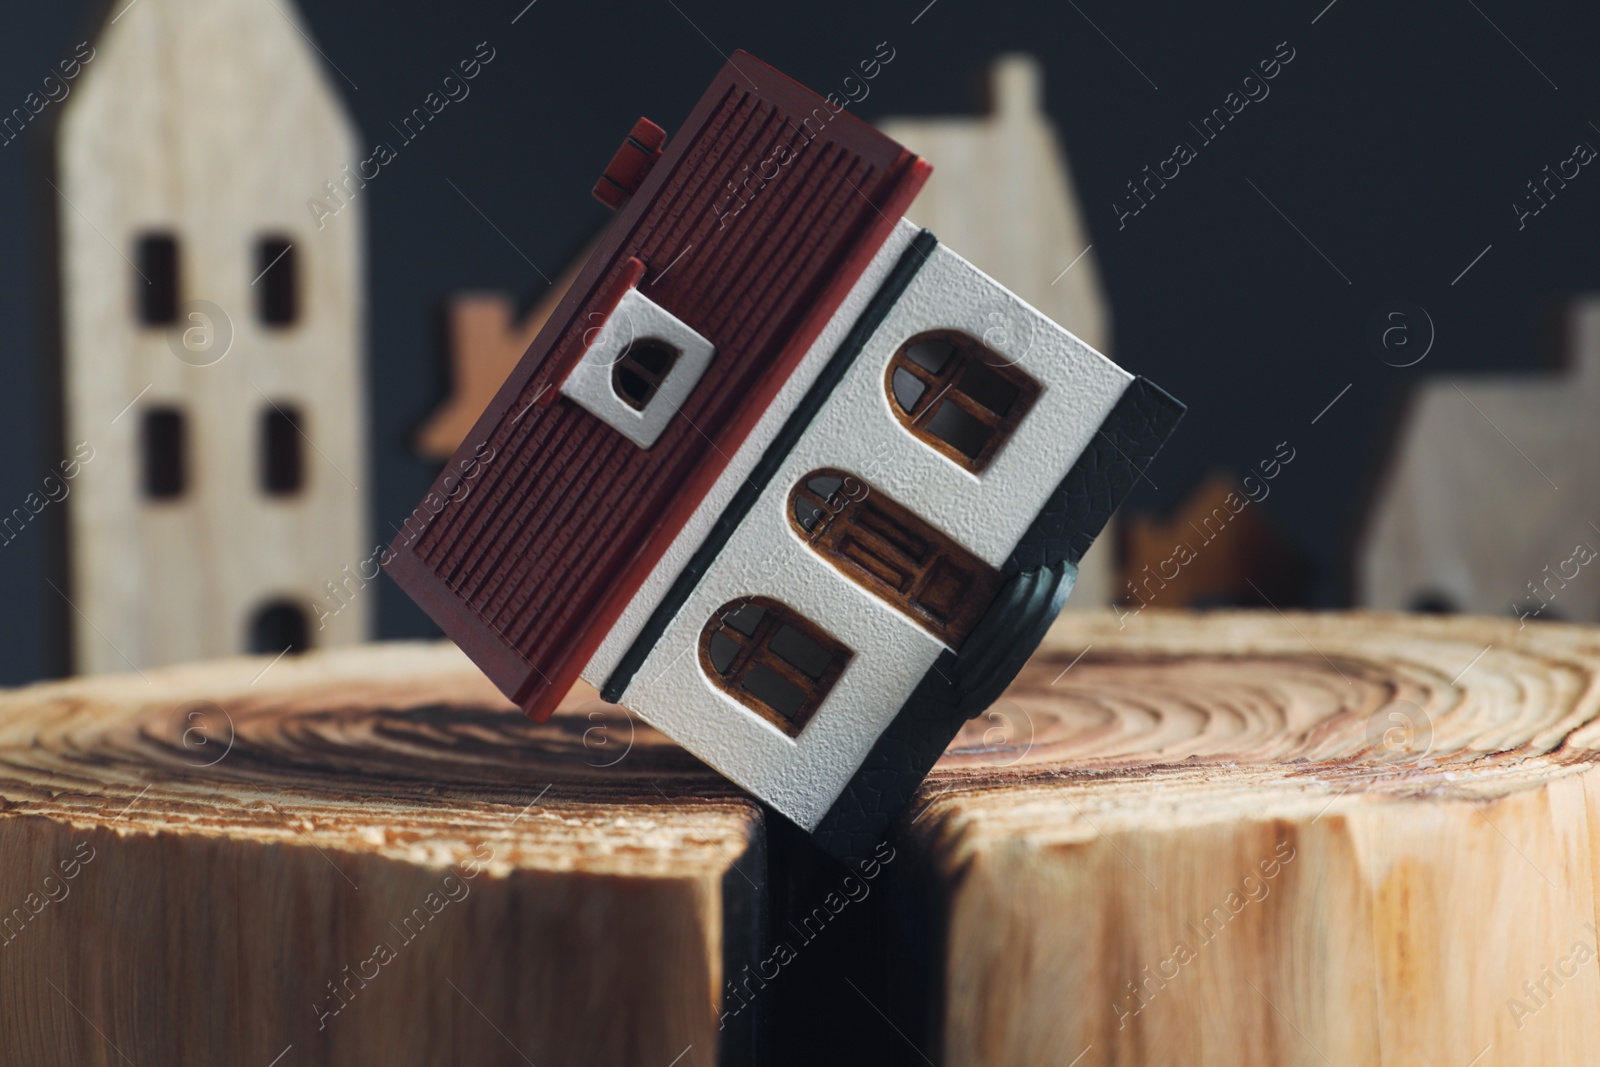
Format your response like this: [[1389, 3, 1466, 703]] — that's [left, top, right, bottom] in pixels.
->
[[616, 241, 1131, 828]]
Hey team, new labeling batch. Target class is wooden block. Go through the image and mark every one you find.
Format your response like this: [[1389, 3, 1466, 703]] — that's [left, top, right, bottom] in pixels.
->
[[55, 0, 369, 671], [1358, 298, 1600, 621], [17, 611, 1577, 1065], [0, 643, 761, 1066], [908, 609, 1600, 1066]]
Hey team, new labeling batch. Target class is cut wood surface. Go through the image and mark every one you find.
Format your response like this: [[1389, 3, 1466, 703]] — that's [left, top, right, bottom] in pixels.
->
[[8, 612, 1600, 1067], [0, 643, 760, 1067], [919, 609, 1600, 1067]]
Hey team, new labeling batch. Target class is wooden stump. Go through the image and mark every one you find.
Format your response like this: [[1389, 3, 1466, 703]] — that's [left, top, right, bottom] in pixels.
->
[[918, 609, 1600, 1067], [5, 612, 1600, 1066], [0, 644, 761, 1067]]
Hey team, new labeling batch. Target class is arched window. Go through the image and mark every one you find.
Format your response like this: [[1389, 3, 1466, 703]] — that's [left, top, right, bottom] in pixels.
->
[[611, 339, 680, 410], [885, 331, 1040, 472], [700, 596, 851, 736], [789, 470, 1001, 647]]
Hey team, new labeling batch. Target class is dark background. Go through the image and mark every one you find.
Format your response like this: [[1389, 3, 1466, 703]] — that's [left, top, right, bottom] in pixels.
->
[[2, 0, 1596, 686]]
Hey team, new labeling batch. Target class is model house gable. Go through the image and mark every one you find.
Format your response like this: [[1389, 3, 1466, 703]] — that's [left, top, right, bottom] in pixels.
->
[[384, 52, 931, 722]]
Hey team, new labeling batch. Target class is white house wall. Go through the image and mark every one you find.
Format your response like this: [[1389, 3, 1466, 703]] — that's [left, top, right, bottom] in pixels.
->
[[57, 0, 367, 671], [877, 54, 1118, 607], [583, 220, 921, 685], [619, 241, 1132, 829]]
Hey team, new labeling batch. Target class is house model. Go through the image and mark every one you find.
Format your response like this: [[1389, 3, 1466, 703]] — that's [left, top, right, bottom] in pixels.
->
[[53, 0, 368, 672], [1359, 299, 1600, 623], [385, 53, 1182, 858]]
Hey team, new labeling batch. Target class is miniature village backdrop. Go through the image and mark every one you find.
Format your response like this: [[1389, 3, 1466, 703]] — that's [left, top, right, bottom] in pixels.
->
[[1, 0, 1599, 683]]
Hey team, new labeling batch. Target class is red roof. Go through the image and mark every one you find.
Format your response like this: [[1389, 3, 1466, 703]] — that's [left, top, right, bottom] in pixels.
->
[[385, 51, 930, 721]]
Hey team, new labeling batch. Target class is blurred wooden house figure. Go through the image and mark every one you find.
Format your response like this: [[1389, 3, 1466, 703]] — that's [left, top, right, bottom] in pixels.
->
[[1358, 299, 1600, 623], [53, 0, 367, 673]]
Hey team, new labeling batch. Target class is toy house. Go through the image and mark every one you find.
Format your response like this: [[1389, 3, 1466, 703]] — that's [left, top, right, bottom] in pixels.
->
[[1359, 299, 1600, 622], [418, 53, 1121, 623], [385, 52, 1182, 857], [53, 0, 368, 672]]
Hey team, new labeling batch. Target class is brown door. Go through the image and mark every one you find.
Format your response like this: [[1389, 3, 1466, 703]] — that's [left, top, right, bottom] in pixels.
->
[[789, 470, 1002, 648]]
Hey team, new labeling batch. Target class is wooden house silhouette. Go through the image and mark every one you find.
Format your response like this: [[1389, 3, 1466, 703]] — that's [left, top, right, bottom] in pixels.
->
[[53, 0, 367, 672]]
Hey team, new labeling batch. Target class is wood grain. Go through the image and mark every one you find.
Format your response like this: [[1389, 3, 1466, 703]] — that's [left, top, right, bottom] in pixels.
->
[[13, 611, 1597, 1066], [0, 642, 760, 1066], [913, 609, 1600, 1067]]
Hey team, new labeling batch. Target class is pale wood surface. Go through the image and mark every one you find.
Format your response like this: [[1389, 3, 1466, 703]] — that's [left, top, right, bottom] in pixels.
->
[[57, 0, 368, 671], [921, 609, 1600, 1067], [10, 613, 1590, 1066], [0, 642, 758, 1066]]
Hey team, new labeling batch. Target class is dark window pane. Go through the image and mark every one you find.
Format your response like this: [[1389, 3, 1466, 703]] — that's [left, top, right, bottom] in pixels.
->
[[769, 624, 831, 680], [723, 601, 766, 636], [887, 332, 1041, 473], [260, 405, 304, 496], [891, 368, 926, 413], [1408, 590, 1459, 614], [958, 360, 1021, 416], [256, 237, 298, 326], [615, 368, 652, 408], [137, 233, 179, 326], [741, 664, 809, 721], [708, 631, 740, 674], [142, 407, 186, 500], [701, 596, 852, 736], [793, 497, 825, 533], [926, 401, 993, 459], [903, 338, 953, 373], [250, 600, 309, 654], [806, 474, 844, 499], [612, 340, 679, 410], [628, 341, 674, 375]]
